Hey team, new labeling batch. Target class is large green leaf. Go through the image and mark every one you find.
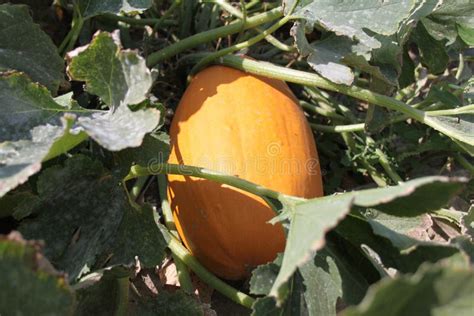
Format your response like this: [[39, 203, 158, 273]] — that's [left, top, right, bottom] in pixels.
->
[[285, 0, 416, 49], [343, 264, 474, 316], [67, 31, 152, 109], [270, 176, 465, 303], [0, 4, 64, 93], [0, 232, 76, 315], [0, 71, 160, 197], [0, 73, 78, 198], [19, 155, 167, 281]]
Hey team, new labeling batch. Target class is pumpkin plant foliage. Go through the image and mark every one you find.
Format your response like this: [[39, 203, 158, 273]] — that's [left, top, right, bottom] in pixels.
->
[[0, 0, 473, 315]]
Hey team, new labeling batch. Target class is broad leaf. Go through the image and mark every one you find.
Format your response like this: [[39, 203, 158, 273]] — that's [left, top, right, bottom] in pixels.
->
[[336, 215, 458, 275], [286, 0, 416, 49], [343, 264, 474, 316], [0, 73, 76, 197], [78, 0, 152, 18], [270, 176, 465, 303], [132, 290, 204, 316], [0, 232, 75, 315], [251, 239, 370, 315], [67, 31, 152, 109], [0, 72, 159, 197], [77, 105, 160, 151], [115, 132, 170, 177], [0, 4, 64, 93], [423, 113, 474, 148], [19, 155, 167, 281], [422, 0, 474, 44]]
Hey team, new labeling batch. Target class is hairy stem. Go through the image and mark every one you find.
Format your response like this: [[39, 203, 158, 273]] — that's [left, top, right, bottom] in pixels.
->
[[126, 164, 284, 201], [157, 175, 194, 294], [146, 7, 283, 67], [165, 230, 256, 308]]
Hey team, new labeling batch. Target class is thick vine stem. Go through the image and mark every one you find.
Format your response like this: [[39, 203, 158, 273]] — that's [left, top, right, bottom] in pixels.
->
[[163, 229, 256, 309], [189, 14, 293, 76], [157, 175, 194, 294], [126, 164, 286, 202], [146, 7, 283, 67]]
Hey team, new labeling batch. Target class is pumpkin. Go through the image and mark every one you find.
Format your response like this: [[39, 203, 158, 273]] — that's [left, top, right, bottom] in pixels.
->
[[167, 65, 323, 280]]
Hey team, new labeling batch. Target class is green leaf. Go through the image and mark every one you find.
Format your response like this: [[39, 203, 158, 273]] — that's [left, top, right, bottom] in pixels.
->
[[343, 264, 474, 316], [76, 105, 160, 151], [115, 132, 170, 177], [78, 0, 152, 18], [105, 204, 165, 267], [19, 155, 167, 281], [0, 4, 64, 93], [0, 232, 76, 315], [290, 6, 404, 85], [250, 254, 282, 296], [411, 22, 449, 74], [368, 219, 457, 255], [298, 240, 369, 315], [0, 73, 75, 197], [286, 0, 416, 50], [457, 23, 474, 45], [336, 215, 458, 275], [422, 0, 474, 44], [270, 176, 465, 303], [270, 194, 353, 301], [251, 239, 370, 315], [75, 265, 135, 315], [0, 69, 159, 197], [423, 114, 474, 148], [292, 26, 357, 85], [0, 191, 41, 220], [67, 31, 152, 109], [461, 206, 474, 238], [133, 290, 204, 316]]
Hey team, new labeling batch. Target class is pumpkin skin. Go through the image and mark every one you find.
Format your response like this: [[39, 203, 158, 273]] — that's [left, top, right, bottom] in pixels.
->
[[167, 65, 323, 280]]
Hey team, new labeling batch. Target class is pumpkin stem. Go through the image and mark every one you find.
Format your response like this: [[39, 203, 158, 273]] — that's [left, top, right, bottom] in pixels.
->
[[164, 229, 256, 309], [157, 174, 194, 294]]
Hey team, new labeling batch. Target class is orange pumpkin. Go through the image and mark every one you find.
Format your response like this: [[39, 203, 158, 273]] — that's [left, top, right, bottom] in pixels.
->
[[167, 65, 323, 280]]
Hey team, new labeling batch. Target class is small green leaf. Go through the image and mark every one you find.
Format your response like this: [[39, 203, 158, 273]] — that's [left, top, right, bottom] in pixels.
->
[[411, 22, 449, 74], [250, 254, 282, 296], [0, 232, 76, 315], [343, 264, 474, 316], [457, 23, 474, 45], [0, 4, 64, 93], [67, 31, 152, 109]]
